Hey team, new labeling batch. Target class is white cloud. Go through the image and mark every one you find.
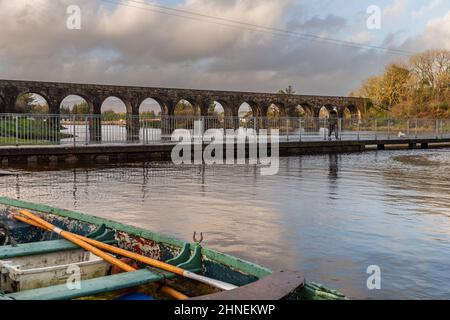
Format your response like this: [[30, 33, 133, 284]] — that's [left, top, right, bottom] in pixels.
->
[[0, 0, 448, 97], [412, 0, 442, 19], [422, 10, 450, 49], [399, 10, 450, 52], [383, 0, 407, 18], [346, 31, 376, 44], [0, 0, 290, 64]]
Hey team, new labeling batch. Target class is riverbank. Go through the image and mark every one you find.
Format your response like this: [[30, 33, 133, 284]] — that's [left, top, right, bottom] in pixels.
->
[[0, 117, 72, 145], [1, 138, 450, 167]]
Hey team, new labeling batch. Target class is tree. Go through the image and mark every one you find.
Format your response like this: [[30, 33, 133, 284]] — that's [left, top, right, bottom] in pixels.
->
[[267, 105, 281, 118], [353, 49, 450, 118], [381, 63, 410, 109], [175, 100, 198, 116], [16, 94, 36, 113], [410, 50, 450, 95], [277, 85, 296, 95], [140, 110, 157, 118], [72, 101, 90, 115], [60, 106, 72, 115]]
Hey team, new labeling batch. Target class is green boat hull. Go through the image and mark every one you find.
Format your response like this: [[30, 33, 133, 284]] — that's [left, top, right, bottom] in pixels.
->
[[0, 196, 346, 300]]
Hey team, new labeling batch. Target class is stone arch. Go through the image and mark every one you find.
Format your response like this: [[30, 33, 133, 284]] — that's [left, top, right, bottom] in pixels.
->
[[60, 94, 91, 115], [342, 107, 352, 119], [174, 98, 200, 116], [202, 100, 228, 130], [209, 101, 226, 118], [138, 98, 164, 143], [211, 99, 233, 117], [269, 101, 289, 117], [238, 101, 260, 118], [295, 103, 314, 117], [267, 104, 282, 118], [344, 104, 360, 119], [237, 100, 264, 117], [100, 96, 131, 116], [318, 106, 330, 118], [294, 105, 307, 117], [15, 92, 50, 114], [96, 96, 133, 143], [138, 97, 165, 117]]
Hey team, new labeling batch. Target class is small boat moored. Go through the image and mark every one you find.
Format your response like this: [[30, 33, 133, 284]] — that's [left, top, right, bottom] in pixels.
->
[[0, 196, 346, 301]]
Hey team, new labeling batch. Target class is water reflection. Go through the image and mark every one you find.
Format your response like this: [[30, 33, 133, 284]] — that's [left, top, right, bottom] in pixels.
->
[[328, 154, 339, 195], [1, 150, 450, 299]]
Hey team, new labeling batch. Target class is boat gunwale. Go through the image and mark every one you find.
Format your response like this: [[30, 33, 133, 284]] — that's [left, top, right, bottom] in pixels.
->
[[0, 196, 272, 280]]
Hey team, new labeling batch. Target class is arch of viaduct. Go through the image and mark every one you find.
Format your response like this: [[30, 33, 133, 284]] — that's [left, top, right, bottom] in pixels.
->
[[0, 79, 368, 118]]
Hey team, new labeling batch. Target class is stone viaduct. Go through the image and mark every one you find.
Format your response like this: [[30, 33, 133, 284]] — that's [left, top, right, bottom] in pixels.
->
[[0, 79, 368, 118]]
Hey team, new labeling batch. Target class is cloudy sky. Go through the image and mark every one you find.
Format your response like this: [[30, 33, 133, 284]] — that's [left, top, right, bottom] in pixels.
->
[[1, 0, 450, 98]]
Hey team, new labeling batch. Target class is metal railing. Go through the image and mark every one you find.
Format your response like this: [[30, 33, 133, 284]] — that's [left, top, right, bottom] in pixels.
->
[[1, 113, 450, 147]]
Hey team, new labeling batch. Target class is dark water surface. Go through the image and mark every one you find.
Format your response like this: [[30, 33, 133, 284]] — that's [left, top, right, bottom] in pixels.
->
[[1, 149, 450, 299]]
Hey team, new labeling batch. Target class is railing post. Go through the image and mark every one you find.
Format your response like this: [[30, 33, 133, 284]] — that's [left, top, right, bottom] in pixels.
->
[[357, 120, 360, 141], [388, 119, 391, 140], [143, 118, 147, 145], [73, 114, 76, 148], [436, 119, 439, 139], [374, 119, 378, 141], [57, 115, 61, 145], [415, 119, 418, 139], [201, 116, 205, 141], [299, 118, 302, 142], [85, 116, 89, 146], [15, 115, 19, 147], [286, 118, 289, 142]]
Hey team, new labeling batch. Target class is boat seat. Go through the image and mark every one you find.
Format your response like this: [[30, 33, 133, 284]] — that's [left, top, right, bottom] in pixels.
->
[[191, 270, 305, 300], [6, 268, 174, 300], [0, 225, 116, 260], [0, 239, 116, 260]]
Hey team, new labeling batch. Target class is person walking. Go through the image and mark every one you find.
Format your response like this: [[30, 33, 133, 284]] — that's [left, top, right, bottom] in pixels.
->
[[328, 107, 339, 140]]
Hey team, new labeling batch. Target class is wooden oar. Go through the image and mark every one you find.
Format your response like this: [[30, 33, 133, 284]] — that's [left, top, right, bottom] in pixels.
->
[[12, 211, 188, 300], [15, 210, 238, 291]]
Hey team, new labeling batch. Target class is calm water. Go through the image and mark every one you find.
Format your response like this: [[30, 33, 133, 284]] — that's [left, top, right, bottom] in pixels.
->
[[1, 149, 450, 299]]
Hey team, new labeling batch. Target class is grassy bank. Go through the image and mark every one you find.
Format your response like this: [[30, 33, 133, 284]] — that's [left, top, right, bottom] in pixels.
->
[[0, 118, 72, 145]]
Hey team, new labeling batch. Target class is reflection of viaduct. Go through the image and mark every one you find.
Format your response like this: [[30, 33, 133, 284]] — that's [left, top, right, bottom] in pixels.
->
[[0, 79, 368, 117]]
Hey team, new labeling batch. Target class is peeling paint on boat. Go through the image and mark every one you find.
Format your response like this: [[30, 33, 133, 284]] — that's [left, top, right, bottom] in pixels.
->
[[0, 197, 266, 283], [0, 196, 347, 300]]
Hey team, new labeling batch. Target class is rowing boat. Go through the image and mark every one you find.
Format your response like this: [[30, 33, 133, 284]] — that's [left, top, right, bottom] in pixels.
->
[[0, 197, 346, 300]]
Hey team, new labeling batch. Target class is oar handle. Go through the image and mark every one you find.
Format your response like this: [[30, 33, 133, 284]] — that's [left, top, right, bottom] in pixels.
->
[[13, 212, 189, 300], [18, 210, 136, 273], [15, 210, 237, 291]]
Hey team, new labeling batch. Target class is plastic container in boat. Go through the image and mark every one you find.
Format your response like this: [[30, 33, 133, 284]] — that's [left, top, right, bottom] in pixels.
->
[[0, 249, 110, 292]]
